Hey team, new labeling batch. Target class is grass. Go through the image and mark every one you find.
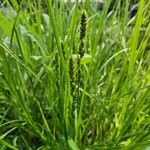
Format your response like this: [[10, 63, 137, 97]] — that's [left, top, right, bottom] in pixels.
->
[[0, 0, 150, 149]]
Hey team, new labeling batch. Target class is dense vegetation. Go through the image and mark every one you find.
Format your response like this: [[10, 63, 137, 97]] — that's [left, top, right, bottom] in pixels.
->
[[0, 0, 150, 149]]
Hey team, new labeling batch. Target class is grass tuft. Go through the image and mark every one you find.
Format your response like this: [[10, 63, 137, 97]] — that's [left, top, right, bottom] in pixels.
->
[[0, 0, 150, 149]]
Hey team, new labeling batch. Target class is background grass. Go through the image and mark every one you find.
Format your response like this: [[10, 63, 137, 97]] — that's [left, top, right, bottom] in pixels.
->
[[0, 0, 150, 149]]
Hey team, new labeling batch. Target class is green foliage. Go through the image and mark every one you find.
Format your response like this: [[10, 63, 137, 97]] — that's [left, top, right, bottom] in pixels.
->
[[0, 0, 150, 149]]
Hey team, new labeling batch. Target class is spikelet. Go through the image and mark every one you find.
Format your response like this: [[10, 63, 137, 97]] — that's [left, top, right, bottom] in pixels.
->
[[69, 56, 76, 119], [76, 10, 87, 112], [69, 10, 88, 117], [69, 56, 75, 97], [79, 10, 87, 58], [78, 10, 87, 85], [54, 52, 59, 91], [80, 10, 87, 41]]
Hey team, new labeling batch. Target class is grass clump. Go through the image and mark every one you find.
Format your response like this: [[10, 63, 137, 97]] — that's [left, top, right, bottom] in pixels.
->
[[0, 0, 150, 149]]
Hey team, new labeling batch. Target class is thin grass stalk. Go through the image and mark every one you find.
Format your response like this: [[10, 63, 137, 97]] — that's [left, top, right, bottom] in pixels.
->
[[0, 138, 18, 150], [128, 0, 144, 76]]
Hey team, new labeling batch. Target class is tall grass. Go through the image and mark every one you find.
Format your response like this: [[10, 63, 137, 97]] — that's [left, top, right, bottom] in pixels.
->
[[0, 0, 150, 149]]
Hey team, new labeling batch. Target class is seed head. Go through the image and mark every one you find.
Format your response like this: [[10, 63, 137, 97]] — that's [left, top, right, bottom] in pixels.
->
[[80, 10, 87, 41]]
